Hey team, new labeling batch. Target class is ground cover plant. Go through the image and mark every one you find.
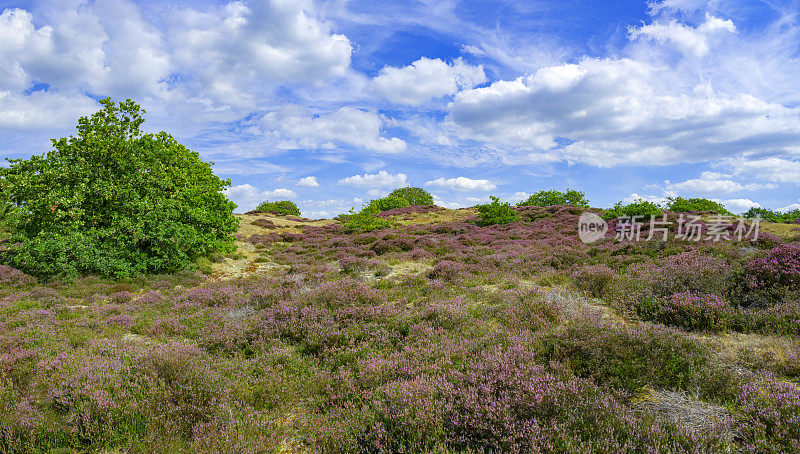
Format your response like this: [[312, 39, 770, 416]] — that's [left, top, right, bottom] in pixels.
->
[[0, 198, 798, 453]]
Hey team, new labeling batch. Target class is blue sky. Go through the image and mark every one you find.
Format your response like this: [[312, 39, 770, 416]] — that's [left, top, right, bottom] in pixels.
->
[[1, 0, 799, 217]]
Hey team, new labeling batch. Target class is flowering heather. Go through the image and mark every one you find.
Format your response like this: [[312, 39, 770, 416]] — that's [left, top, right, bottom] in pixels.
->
[[652, 292, 734, 332], [2, 206, 798, 452], [736, 375, 800, 453], [0, 265, 36, 287], [743, 243, 800, 295]]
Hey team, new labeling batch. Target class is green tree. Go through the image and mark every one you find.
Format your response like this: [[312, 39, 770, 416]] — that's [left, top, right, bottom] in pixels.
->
[[366, 196, 410, 213], [388, 187, 435, 206], [518, 189, 590, 207], [0, 98, 239, 279], [602, 199, 663, 220], [256, 200, 301, 216], [666, 197, 732, 215], [476, 196, 518, 226]]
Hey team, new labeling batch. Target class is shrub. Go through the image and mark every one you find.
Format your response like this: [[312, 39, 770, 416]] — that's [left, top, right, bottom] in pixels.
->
[[250, 218, 276, 229], [517, 189, 589, 208], [602, 199, 663, 220], [340, 206, 395, 233], [0, 98, 238, 279], [666, 197, 732, 215], [572, 264, 615, 298], [652, 292, 734, 332], [475, 196, 518, 226], [736, 375, 800, 453], [744, 207, 800, 224], [740, 243, 800, 306], [255, 200, 300, 216], [388, 187, 434, 206], [366, 196, 410, 213]]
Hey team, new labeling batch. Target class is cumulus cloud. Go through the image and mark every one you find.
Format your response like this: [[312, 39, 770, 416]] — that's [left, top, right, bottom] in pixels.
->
[[338, 170, 407, 188], [629, 14, 736, 58], [223, 184, 297, 212], [720, 157, 800, 183], [666, 171, 776, 194], [373, 57, 486, 105], [168, 0, 351, 108], [262, 105, 406, 154], [721, 198, 761, 214], [297, 176, 320, 187], [446, 57, 800, 167], [425, 177, 497, 192], [0, 90, 97, 129]]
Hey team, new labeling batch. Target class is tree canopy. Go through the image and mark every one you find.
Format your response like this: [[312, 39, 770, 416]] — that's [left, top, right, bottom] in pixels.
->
[[0, 98, 239, 278]]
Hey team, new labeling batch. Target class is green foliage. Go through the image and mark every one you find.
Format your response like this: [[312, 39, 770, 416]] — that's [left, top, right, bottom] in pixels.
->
[[518, 189, 590, 207], [666, 197, 732, 215], [0, 98, 238, 279], [340, 205, 395, 233], [744, 207, 800, 223], [255, 200, 301, 216], [476, 196, 518, 226], [602, 199, 663, 220], [388, 187, 435, 206], [366, 196, 410, 213]]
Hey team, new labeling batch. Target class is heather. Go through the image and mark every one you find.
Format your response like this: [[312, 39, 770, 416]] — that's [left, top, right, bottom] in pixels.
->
[[0, 204, 798, 452]]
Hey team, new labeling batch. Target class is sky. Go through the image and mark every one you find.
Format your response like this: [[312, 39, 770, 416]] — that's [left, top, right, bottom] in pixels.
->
[[1, 0, 799, 217]]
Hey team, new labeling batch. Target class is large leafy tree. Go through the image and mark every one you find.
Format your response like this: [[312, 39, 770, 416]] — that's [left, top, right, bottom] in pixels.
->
[[0, 98, 239, 278]]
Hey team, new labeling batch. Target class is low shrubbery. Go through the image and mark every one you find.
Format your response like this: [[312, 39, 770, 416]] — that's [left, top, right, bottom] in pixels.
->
[[518, 189, 590, 207], [744, 207, 800, 223], [255, 200, 300, 216], [602, 199, 663, 220], [340, 206, 395, 233], [475, 196, 518, 226], [388, 187, 434, 206], [666, 197, 732, 215]]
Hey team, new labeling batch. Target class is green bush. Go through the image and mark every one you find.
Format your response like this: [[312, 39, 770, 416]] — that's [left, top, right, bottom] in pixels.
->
[[665, 197, 732, 215], [0, 98, 238, 279], [744, 207, 800, 223], [366, 196, 410, 213], [476, 196, 518, 226], [602, 199, 663, 220], [255, 200, 300, 216], [518, 189, 589, 207], [340, 206, 395, 233], [388, 187, 434, 206]]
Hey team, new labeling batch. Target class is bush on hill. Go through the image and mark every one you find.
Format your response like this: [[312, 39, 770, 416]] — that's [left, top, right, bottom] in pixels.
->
[[476, 196, 518, 226], [518, 189, 590, 208], [255, 200, 301, 216], [602, 199, 663, 220], [666, 197, 732, 215], [388, 187, 434, 206]]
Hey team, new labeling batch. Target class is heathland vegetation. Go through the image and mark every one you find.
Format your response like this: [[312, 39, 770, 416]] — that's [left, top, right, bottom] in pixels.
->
[[0, 103, 798, 453]]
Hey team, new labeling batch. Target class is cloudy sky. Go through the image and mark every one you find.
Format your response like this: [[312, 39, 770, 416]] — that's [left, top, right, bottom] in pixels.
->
[[1, 0, 799, 217]]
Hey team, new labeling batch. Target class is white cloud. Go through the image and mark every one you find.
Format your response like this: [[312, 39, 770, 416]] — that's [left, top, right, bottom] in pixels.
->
[[629, 14, 736, 58], [721, 157, 800, 183], [509, 192, 530, 203], [432, 195, 463, 209], [778, 203, 800, 212], [169, 0, 351, 108], [666, 171, 776, 194], [297, 176, 320, 187], [0, 2, 169, 97], [426, 177, 497, 192], [446, 57, 800, 167], [0, 90, 97, 129], [373, 57, 486, 105], [721, 198, 761, 214], [338, 170, 407, 188], [262, 105, 406, 154], [223, 184, 297, 212]]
